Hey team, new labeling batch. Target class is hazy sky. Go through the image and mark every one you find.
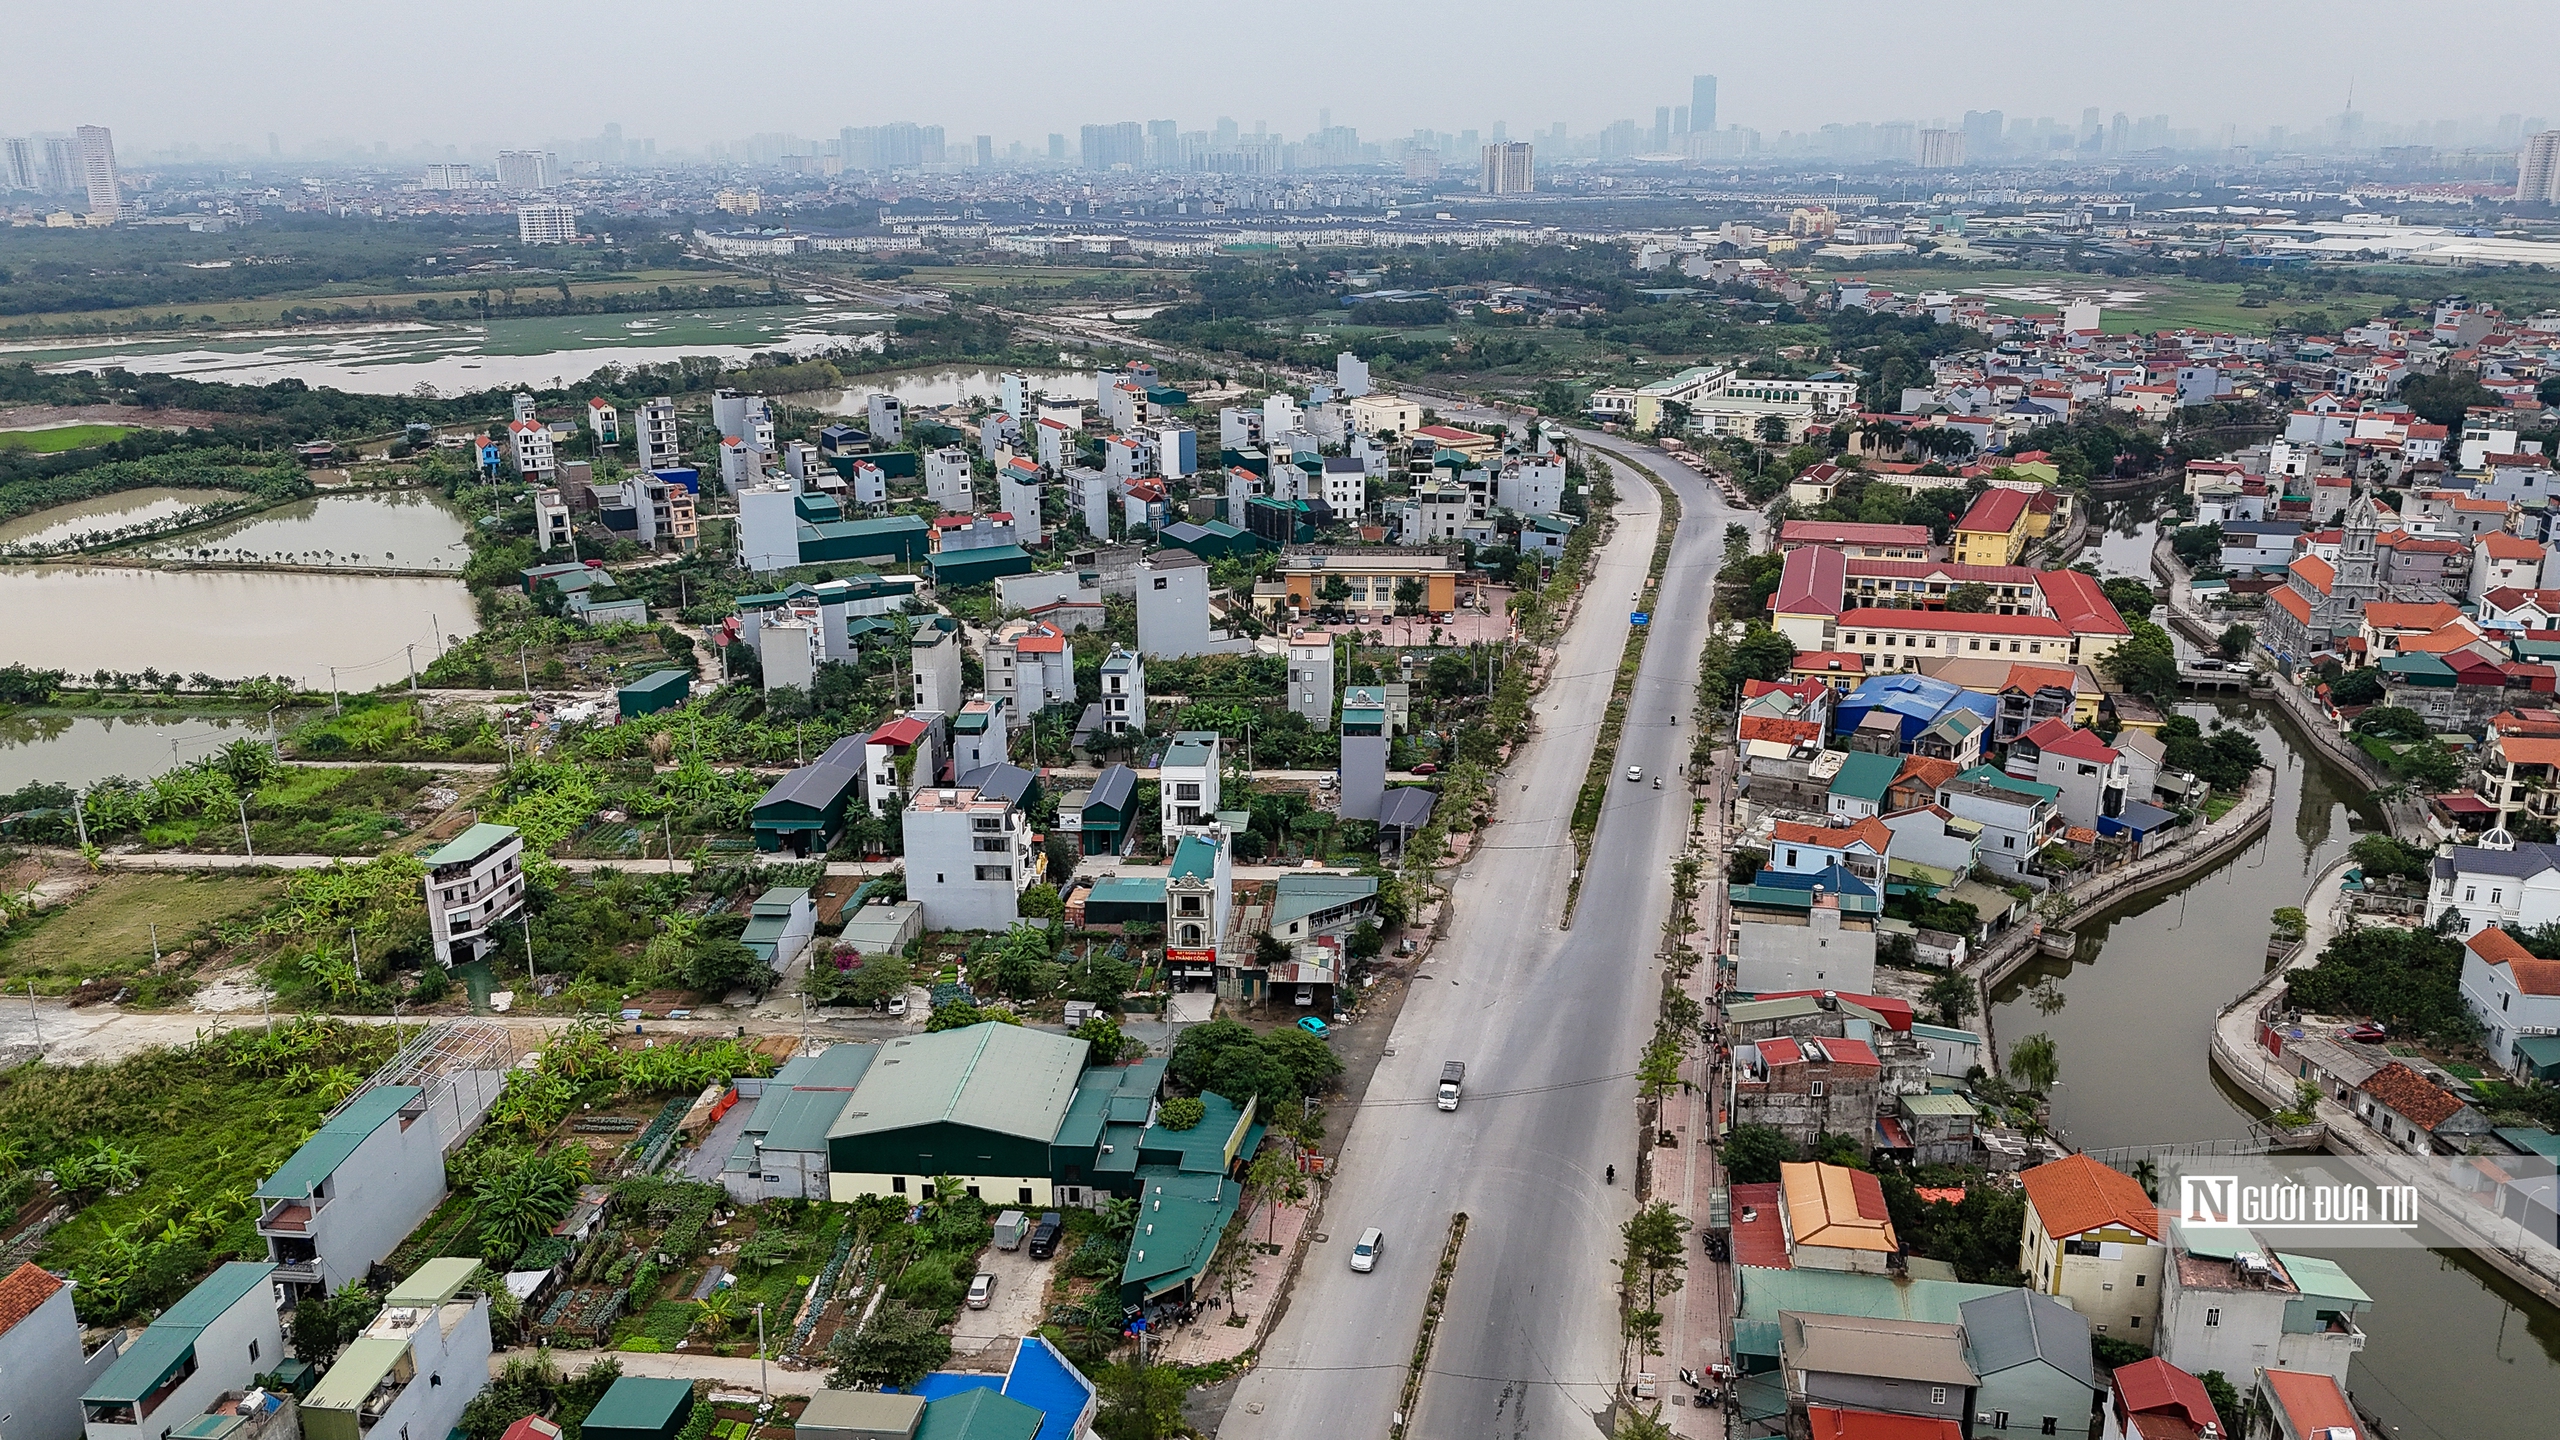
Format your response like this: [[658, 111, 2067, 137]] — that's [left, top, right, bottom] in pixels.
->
[[16, 0, 2560, 153]]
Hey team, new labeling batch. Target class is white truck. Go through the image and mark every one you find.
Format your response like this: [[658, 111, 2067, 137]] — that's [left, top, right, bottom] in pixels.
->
[[1437, 1061, 1466, 1111]]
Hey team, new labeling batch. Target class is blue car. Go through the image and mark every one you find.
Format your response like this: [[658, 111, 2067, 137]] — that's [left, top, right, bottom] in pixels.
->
[[1297, 1016, 1330, 1037]]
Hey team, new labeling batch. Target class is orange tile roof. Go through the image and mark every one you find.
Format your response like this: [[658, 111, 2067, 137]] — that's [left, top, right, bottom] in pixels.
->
[[1894, 755, 1962, 793], [2467, 927, 2560, 996], [2479, 530, 2545, 560], [2270, 586, 2314, 624], [2020, 1153, 2162, 1241], [2496, 735, 2560, 769], [0, 1261, 64, 1337], [1807, 1408, 1965, 1440], [1781, 1161, 1900, 1252], [2397, 624, 2486, 654], [2290, 554, 2337, 594], [2357, 1062, 2465, 1131], [2364, 601, 2463, 631], [1956, 487, 2031, 534], [2261, 1369, 2362, 1437], [1739, 716, 1821, 746]]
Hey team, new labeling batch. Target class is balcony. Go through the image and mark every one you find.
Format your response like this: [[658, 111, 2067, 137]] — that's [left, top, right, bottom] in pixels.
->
[[260, 1195, 330, 1233]]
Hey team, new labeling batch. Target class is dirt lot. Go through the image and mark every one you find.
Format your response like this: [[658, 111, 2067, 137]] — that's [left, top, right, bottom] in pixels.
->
[[0, 402, 232, 433]]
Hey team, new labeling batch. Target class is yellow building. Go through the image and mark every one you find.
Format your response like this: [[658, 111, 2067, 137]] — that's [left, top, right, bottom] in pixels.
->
[[1952, 487, 2034, 566], [2018, 1154, 2165, 1341]]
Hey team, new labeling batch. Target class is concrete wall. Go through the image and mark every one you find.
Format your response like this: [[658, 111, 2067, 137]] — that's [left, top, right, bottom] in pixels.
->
[[305, 1108, 449, 1292], [831, 1170, 1055, 1208]]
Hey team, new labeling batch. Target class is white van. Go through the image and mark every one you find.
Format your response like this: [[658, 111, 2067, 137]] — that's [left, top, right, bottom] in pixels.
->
[[1350, 1228, 1384, 1273]]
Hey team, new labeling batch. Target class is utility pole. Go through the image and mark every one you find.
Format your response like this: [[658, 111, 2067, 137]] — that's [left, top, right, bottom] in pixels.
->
[[756, 1302, 769, 1400], [329, 666, 341, 717], [70, 793, 87, 850], [522, 910, 537, 995], [519, 644, 532, 696], [665, 816, 676, 873], [150, 924, 160, 967], [431, 612, 443, 657], [407, 645, 418, 694], [25, 981, 37, 1055]]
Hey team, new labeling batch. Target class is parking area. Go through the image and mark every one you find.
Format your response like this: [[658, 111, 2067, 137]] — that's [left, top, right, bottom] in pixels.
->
[[948, 1231, 1056, 1358]]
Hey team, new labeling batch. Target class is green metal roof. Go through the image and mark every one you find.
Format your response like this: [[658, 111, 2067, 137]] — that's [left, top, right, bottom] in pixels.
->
[[915, 1387, 1043, 1440], [304, 1336, 410, 1413], [2273, 1251, 2372, 1306], [1948, 763, 2059, 802], [1168, 834, 1221, 882], [1732, 1267, 2008, 1361], [619, 669, 689, 698], [1268, 873, 1378, 929], [1161, 731, 1218, 768], [1083, 877, 1166, 907], [1120, 1166, 1245, 1300], [1828, 750, 1900, 802], [85, 1262, 277, 1403], [256, 1086, 423, 1200], [1138, 1091, 1257, 1174], [583, 1376, 697, 1434], [2497, 1125, 2560, 1158], [384, 1256, 480, 1306], [740, 1044, 881, 1157], [421, 823, 519, 868], [827, 1023, 1090, 1145]]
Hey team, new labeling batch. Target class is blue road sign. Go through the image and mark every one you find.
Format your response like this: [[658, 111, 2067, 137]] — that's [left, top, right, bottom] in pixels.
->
[[1631, 612, 1650, 625]]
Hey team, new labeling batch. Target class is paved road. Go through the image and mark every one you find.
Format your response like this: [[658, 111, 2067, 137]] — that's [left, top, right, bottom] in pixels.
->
[[1222, 435, 1745, 1438]]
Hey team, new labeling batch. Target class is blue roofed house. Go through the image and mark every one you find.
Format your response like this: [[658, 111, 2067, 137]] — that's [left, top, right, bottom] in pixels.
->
[[257, 1085, 446, 1301], [81, 1263, 282, 1440], [820, 1334, 1097, 1440], [1832, 674, 2000, 756]]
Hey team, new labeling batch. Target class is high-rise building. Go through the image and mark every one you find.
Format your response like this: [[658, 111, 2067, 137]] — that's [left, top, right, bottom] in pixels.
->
[[1081, 121, 1145, 170], [1048, 133, 1066, 162], [1673, 105, 1690, 135], [495, 150, 557, 191], [1692, 75, 1718, 134], [42, 136, 77, 194], [422, 163, 473, 191], [2521, 131, 2560, 205], [1917, 129, 1966, 169], [1480, 141, 1534, 195], [1653, 106, 1671, 151], [74, 125, 120, 218], [517, 203, 578, 245], [1, 137, 35, 192], [1147, 119, 1178, 167], [975, 134, 993, 168]]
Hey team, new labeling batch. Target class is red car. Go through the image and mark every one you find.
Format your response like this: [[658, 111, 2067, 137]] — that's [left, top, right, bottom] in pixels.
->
[[2342, 1022, 2387, 1044], [1410, 763, 1438, 776]]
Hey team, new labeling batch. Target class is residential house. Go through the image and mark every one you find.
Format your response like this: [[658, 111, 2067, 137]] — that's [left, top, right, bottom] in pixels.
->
[[1765, 818, 1893, 894], [950, 696, 1012, 774], [1777, 1162, 1900, 1273], [1136, 550, 1247, 658], [1830, 751, 1902, 820], [1957, 1289, 2099, 1440], [422, 823, 526, 969], [2005, 719, 2131, 830], [2102, 1357, 2226, 1440], [1935, 766, 2065, 877], [80, 1263, 282, 1440], [2458, 924, 2560, 1075], [1896, 1092, 1980, 1166], [2019, 1154, 2165, 1341], [1729, 865, 1881, 995], [0, 1261, 103, 1440], [1734, 1038, 1882, 1147], [1267, 873, 1379, 946], [2159, 1224, 2371, 1386], [740, 886, 818, 972], [1878, 804, 1983, 899], [1057, 764, 1139, 858], [1778, 520, 1941, 559], [2473, 530, 2547, 603], [257, 1084, 447, 1300], [1167, 834, 1234, 992], [1953, 489, 2033, 566], [1778, 1313, 1978, 1431], [2349, 1060, 2491, 1155], [1100, 648, 1146, 734], [301, 1259, 492, 1440], [752, 736, 865, 854], [983, 621, 1076, 711], [2248, 1367, 2366, 1440], [1286, 632, 1335, 727], [1158, 730, 1221, 838], [909, 616, 966, 715], [903, 778, 1041, 932]]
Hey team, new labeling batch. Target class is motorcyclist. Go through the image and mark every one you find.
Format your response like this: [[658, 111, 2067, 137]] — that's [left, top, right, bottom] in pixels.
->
[[1605, 1164, 1616, 1184]]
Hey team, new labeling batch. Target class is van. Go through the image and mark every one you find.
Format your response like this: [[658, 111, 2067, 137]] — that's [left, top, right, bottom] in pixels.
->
[[1350, 1228, 1384, 1273]]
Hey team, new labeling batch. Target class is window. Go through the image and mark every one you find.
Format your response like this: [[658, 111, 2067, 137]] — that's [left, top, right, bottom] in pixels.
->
[[974, 836, 1009, 852], [2467, 886, 2478, 902], [249, 1340, 260, 1362], [892, 1175, 907, 1193], [1992, 1413, 2008, 1431], [1019, 1186, 1035, 1204], [975, 865, 1012, 881], [1930, 1388, 1947, 1407], [2005, 835, 2017, 849], [1810, 1080, 1827, 1097], [2129, 1314, 2140, 1327], [2042, 1419, 2059, 1435], [2205, 1306, 2221, 1327], [1153, 577, 1167, 590], [2134, 1273, 2144, 1286]]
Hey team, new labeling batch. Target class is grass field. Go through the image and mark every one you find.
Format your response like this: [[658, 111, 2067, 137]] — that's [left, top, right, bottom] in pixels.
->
[[0, 424, 140, 452], [1838, 265, 2327, 334], [0, 872, 286, 994], [0, 270, 745, 334]]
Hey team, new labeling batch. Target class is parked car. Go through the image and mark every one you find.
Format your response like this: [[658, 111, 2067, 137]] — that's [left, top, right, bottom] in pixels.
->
[[1029, 1211, 1064, 1260], [1297, 1016, 1330, 1037], [966, 1272, 996, 1309], [2343, 1022, 2388, 1044], [1411, 762, 1438, 776], [1350, 1227, 1384, 1273], [886, 995, 908, 1017]]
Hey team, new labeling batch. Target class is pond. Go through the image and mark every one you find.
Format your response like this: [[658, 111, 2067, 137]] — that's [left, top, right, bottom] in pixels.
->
[[130, 490, 472, 571], [0, 710, 294, 791], [0, 487, 251, 551], [0, 566, 474, 681]]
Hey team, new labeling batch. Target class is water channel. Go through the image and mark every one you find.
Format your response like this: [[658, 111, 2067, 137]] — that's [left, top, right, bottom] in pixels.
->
[[0, 711, 296, 792], [0, 487, 250, 551], [1985, 502, 2560, 1434]]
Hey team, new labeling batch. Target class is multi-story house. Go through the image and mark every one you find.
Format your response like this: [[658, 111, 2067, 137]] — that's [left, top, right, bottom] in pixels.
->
[[1732, 1035, 1880, 1147], [1099, 648, 1145, 734], [982, 621, 1075, 711], [424, 824, 526, 967], [1170, 833, 1233, 993], [2458, 923, 2560, 1076], [0, 1261, 102, 1440], [301, 1259, 492, 1440], [903, 776, 1041, 932], [256, 1084, 448, 1300], [909, 616, 964, 715], [1935, 766, 2066, 876], [2020, 1154, 2166, 1342], [2470, 716, 2560, 832], [2423, 837, 2560, 936], [2004, 719, 2130, 829], [1159, 730, 1221, 838], [2158, 1225, 2370, 1386], [634, 397, 680, 470], [81, 1264, 282, 1440], [507, 418, 556, 485], [585, 398, 619, 445], [1287, 632, 1335, 727]]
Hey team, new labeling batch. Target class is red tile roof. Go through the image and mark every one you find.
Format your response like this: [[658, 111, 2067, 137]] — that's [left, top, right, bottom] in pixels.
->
[[2270, 586, 2314, 624], [2033, 568, 2131, 636], [2111, 1357, 2223, 1435], [1739, 716, 1821, 747], [1729, 1182, 1791, 1268], [1893, 755, 1962, 794], [2357, 1061, 2465, 1131], [1793, 651, 1868, 674], [1781, 520, 1935, 547], [1806, 1407, 1964, 1440], [2020, 1153, 2163, 1241], [1774, 545, 1850, 619], [1837, 609, 2071, 638], [1956, 487, 2031, 534], [2364, 601, 2464, 631], [2479, 530, 2544, 560], [2291, 554, 2337, 594], [0, 1261, 64, 1337], [2261, 1369, 2362, 1438]]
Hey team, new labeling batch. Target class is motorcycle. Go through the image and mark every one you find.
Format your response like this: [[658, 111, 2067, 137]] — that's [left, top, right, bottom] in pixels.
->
[[1605, 1164, 1616, 1185], [1652, 777, 1662, 789]]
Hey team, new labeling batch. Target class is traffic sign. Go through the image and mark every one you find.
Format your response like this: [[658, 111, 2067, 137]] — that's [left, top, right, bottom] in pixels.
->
[[1631, 612, 1651, 626]]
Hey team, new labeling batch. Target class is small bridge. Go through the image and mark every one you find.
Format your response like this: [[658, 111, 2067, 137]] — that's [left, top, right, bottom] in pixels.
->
[[2080, 1131, 2310, 1172], [2175, 667, 2257, 694]]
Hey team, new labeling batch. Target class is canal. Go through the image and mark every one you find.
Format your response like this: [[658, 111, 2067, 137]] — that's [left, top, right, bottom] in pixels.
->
[[1988, 500, 2560, 1435]]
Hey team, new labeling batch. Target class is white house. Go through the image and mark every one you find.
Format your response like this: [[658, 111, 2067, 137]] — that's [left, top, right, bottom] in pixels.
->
[[1135, 550, 1247, 658], [584, 398, 619, 445], [507, 418, 555, 484], [2157, 1224, 2370, 1387], [923, 446, 975, 513], [1100, 648, 1146, 734], [2459, 924, 2560, 1075], [256, 1083, 449, 1300], [301, 1259, 491, 1440], [0, 1261, 107, 1440], [81, 1264, 283, 1440], [903, 776, 1040, 931], [423, 823, 526, 967], [2425, 837, 2560, 936], [983, 620, 1075, 710], [1287, 633, 1335, 727], [1159, 730, 1221, 838]]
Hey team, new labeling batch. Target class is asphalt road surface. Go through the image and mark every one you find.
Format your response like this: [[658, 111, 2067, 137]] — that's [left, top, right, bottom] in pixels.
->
[[1221, 434, 1746, 1438]]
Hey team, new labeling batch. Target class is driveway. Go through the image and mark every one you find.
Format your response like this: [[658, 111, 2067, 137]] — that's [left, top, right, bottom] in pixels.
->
[[949, 1234, 1056, 1358]]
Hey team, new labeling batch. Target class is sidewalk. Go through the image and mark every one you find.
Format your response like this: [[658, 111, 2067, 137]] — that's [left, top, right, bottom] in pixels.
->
[[1156, 1194, 1311, 1366], [1636, 752, 1733, 1438]]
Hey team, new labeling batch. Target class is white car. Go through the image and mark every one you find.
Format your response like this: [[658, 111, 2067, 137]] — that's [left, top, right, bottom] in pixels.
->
[[1350, 1228, 1384, 1273], [966, 1272, 996, 1309], [1626, 765, 1642, 783]]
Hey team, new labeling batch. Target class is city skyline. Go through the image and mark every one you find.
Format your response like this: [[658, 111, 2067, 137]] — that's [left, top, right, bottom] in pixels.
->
[[12, 0, 2560, 156]]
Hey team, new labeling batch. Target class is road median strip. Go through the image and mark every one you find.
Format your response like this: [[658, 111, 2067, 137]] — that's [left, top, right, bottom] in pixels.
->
[[1564, 446, 1682, 923], [1389, 1209, 1469, 1440]]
